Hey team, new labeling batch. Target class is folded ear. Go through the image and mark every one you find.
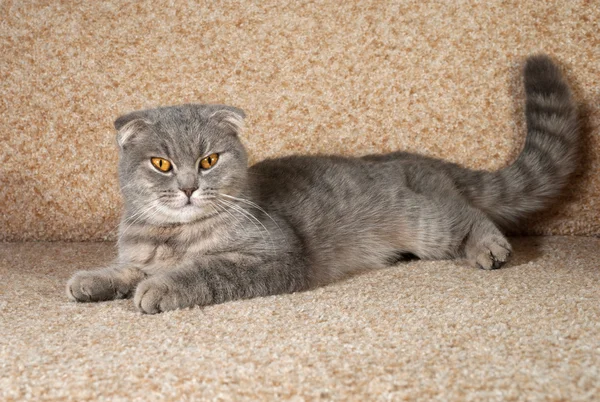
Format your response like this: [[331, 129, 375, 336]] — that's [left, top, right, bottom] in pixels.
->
[[209, 106, 246, 135], [114, 111, 150, 131], [114, 111, 153, 148]]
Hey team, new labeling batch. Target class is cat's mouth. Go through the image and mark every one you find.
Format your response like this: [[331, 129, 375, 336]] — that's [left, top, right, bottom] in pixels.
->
[[146, 192, 223, 225], [166, 194, 206, 210], [168, 204, 214, 224], [148, 197, 215, 225]]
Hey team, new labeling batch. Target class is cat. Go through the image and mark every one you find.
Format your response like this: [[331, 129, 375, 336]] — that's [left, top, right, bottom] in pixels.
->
[[67, 55, 579, 314]]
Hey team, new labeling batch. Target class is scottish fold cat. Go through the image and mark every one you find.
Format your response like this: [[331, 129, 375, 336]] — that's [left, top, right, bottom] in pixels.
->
[[67, 55, 578, 314]]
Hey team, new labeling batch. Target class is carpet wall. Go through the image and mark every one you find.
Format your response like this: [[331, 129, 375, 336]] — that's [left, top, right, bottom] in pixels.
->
[[1, 0, 599, 240]]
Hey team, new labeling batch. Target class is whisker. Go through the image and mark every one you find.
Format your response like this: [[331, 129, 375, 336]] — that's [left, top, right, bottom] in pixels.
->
[[105, 197, 159, 238], [216, 198, 275, 250], [117, 202, 162, 244], [208, 201, 244, 243], [212, 200, 250, 237], [220, 193, 284, 236], [122, 200, 161, 224], [216, 199, 264, 237]]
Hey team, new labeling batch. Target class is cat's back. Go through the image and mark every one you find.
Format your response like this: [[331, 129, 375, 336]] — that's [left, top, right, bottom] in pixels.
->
[[247, 153, 420, 228], [249, 154, 378, 203], [248, 152, 449, 205]]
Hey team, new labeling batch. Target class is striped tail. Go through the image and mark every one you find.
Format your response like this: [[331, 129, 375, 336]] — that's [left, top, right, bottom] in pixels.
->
[[457, 55, 580, 229]]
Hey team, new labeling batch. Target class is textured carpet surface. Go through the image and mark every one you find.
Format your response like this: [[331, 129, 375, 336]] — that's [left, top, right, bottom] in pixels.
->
[[1, 237, 599, 400], [1, 0, 599, 241]]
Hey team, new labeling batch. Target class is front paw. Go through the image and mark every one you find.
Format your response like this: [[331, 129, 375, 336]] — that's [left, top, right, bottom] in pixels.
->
[[134, 276, 193, 314], [67, 270, 126, 302]]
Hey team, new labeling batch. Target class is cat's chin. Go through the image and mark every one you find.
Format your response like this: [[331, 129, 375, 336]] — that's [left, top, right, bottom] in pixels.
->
[[150, 204, 215, 226]]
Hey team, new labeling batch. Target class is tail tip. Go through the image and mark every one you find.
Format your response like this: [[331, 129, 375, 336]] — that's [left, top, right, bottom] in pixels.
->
[[524, 54, 569, 96]]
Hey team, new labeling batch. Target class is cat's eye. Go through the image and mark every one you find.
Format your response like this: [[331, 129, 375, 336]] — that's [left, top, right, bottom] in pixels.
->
[[200, 153, 219, 170], [151, 157, 172, 172]]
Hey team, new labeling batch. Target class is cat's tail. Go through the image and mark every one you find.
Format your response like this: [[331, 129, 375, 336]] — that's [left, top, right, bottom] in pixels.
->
[[455, 54, 580, 229]]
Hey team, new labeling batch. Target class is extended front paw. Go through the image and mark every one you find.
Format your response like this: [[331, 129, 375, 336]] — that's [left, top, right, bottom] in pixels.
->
[[134, 276, 194, 314], [67, 270, 126, 302]]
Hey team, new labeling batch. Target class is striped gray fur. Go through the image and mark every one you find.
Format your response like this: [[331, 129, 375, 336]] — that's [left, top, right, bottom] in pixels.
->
[[67, 55, 579, 314]]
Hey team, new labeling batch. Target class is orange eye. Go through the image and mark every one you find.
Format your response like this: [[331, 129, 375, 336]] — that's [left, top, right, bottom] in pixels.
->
[[151, 157, 172, 172], [200, 153, 219, 170]]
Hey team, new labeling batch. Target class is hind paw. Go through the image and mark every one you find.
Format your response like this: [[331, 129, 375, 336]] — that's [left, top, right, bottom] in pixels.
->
[[467, 235, 512, 270]]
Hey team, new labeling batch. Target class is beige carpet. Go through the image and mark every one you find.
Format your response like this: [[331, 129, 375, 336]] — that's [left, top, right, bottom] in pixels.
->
[[1, 237, 599, 400], [1, 0, 599, 241]]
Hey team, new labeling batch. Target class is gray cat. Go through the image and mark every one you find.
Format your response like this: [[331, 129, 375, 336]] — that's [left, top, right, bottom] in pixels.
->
[[67, 55, 579, 314]]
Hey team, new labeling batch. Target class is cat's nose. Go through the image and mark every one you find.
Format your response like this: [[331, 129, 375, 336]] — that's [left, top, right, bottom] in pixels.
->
[[180, 187, 198, 198]]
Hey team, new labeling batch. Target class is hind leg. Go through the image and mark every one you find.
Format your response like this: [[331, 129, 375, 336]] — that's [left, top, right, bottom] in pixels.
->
[[398, 167, 513, 269], [401, 192, 512, 269]]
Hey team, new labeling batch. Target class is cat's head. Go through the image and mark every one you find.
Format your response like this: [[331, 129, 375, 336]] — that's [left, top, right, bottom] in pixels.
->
[[114, 104, 248, 225]]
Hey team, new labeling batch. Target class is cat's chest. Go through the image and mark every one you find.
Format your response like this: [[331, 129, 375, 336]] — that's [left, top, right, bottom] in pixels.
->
[[118, 222, 234, 269]]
